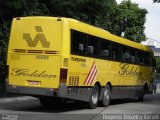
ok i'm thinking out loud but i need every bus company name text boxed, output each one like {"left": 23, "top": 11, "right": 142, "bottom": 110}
{"left": 11, "top": 68, "right": 57, "bottom": 78}
{"left": 71, "top": 57, "right": 86, "bottom": 63}
{"left": 119, "top": 63, "right": 141, "bottom": 78}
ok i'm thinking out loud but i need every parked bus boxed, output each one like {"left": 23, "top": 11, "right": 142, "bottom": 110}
{"left": 6, "top": 17, "right": 155, "bottom": 109}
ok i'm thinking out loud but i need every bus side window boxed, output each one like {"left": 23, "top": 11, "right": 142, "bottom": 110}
{"left": 130, "top": 49, "right": 136, "bottom": 63}
{"left": 87, "top": 35, "right": 100, "bottom": 57}
{"left": 142, "top": 52, "right": 151, "bottom": 66}
{"left": 100, "top": 40, "right": 111, "bottom": 59}
{"left": 100, "top": 50, "right": 109, "bottom": 57}
{"left": 139, "top": 51, "right": 145, "bottom": 65}
{"left": 87, "top": 46, "right": 94, "bottom": 56}
{"left": 71, "top": 30, "right": 87, "bottom": 55}
{"left": 145, "top": 53, "right": 151, "bottom": 65}
{"left": 135, "top": 51, "right": 139, "bottom": 63}
{"left": 79, "top": 43, "right": 84, "bottom": 52}
{"left": 122, "top": 47, "right": 130, "bottom": 62}
{"left": 111, "top": 43, "right": 121, "bottom": 61}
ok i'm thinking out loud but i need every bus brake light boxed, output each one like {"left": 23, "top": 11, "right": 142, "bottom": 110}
{"left": 60, "top": 69, "right": 68, "bottom": 84}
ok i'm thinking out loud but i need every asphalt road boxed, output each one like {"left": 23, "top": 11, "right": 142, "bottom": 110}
{"left": 0, "top": 91, "right": 160, "bottom": 120}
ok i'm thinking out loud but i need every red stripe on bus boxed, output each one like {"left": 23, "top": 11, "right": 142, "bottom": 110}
{"left": 86, "top": 65, "right": 96, "bottom": 85}
{"left": 89, "top": 70, "right": 97, "bottom": 85}
{"left": 84, "top": 62, "right": 95, "bottom": 85}
{"left": 84, "top": 61, "right": 97, "bottom": 85}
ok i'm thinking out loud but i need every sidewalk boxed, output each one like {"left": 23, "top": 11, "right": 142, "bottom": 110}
{"left": 156, "top": 88, "right": 160, "bottom": 93}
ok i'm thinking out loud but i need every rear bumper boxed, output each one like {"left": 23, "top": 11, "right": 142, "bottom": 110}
{"left": 7, "top": 85, "right": 56, "bottom": 96}
{"left": 6, "top": 84, "right": 92, "bottom": 102}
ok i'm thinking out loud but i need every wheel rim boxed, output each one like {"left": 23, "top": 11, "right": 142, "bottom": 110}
{"left": 92, "top": 88, "right": 98, "bottom": 104}
{"left": 104, "top": 89, "right": 110, "bottom": 102}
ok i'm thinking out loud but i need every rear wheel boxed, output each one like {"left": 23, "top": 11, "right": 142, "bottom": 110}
{"left": 88, "top": 85, "right": 99, "bottom": 109}
{"left": 100, "top": 85, "right": 111, "bottom": 107}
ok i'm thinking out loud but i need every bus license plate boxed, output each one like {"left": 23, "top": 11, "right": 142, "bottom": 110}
{"left": 27, "top": 80, "right": 41, "bottom": 86}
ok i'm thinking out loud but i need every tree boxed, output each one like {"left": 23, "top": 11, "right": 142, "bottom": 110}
{"left": 95, "top": 0, "right": 118, "bottom": 30}
{"left": 0, "top": 0, "right": 50, "bottom": 23}
{"left": 153, "top": 0, "right": 160, "bottom": 3}
{"left": 111, "top": 0, "right": 147, "bottom": 42}
{"left": 0, "top": 21, "right": 11, "bottom": 91}
{"left": 48, "top": 0, "right": 115, "bottom": 25}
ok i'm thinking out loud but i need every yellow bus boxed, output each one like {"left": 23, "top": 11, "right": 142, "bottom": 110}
{"left": 6, "top": 17, "right": 155, "bottom": 109}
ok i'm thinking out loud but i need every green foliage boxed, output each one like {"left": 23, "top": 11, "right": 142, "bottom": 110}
{"left": 22, "top": 0, "right": 50, "bottom": 16}
{"left": 153, "top": 0, "right": 160, "bottom": 3}
{"left": 0, "top": 0, "right": 50, "bottom": 20}
{"left": 0, "top": 21, "right": 10, "bottom": 88}
{"left": 112, "top": 0, "right": 147, "bottom": 42}
{"left": 48, "top": 0, "right": 113, "bottom": 25}
{"left": 0, "top": 22, "right": 10, "bottom": 68}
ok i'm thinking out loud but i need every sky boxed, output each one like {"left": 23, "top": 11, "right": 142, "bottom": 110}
{"left": 116, "top": 0, "right": 160, "bottom": 42}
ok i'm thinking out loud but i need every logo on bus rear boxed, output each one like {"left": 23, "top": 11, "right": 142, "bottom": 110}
{"left": 23, "top": 26, "right": 50, "bottom": 48}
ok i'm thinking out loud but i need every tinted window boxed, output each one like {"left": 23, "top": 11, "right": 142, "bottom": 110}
{"left": 100, "top": 40, "right": 111, "bottom": 59}
{"left": 122, "top": 47, "right": 130, "bottom": 62}
{"left": 71, "top": 30, "right": 87, "bottom": 55}
{"left": 87, "top": 35, "right": 100, "bottom": 57}
{"left": 130, "top": 49, "right": 136, "bottom": 63}
{"left": 70, "top": 29, "right": 151, "bottom": 66}
{"left": 111, "top": 43, "right": 121, "bottom": 61}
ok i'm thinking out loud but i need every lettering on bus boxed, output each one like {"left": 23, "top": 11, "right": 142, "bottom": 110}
{"left": 119, "top": 63, "right": 142, "bottom": 78}
{"left": 71, "top": 57, "right": 86, "bottom": 63}
{"left": 11, "top": 68, "right": 57, "bottom": 78}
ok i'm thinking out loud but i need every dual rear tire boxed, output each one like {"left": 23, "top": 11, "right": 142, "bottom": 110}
{"left": 88, "top": 84, "right": 111, "bottom": 109}
{"left": 88, "top": 85, "right": 99, "bottom": 109}
{"left": 100, "top": 85, "right": 111, "bottom": 107}
{"left": 39, "top": 84, "right": 111, "bottom": 109}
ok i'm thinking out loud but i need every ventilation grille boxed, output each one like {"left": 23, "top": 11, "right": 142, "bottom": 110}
{"left": 13, "top": 49, "right": 59, "bottom": 54}
{"left": 14, "top": 49, "right": 26, "bottom": 53}
{"left": 68, "top": 76, "right": 79, "bottom": 94}
{"left": 28, "top": 50, "right": 43, "bottom": 53}
{"left": 69, "top": 76, "right": 79, "bottom": 86}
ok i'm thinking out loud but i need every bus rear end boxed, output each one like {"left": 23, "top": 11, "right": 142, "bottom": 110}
{"left": 6, "top": 17, "right": 66, "bottom": 97}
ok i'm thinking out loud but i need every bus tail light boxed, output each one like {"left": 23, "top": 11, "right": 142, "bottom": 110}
{"left": 60, "top": 69, "right": 68, "bottom": 85}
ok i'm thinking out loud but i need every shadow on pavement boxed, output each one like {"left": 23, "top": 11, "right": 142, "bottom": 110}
{"left": 0, "top": 97, "right": 143, "bottom": 113}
